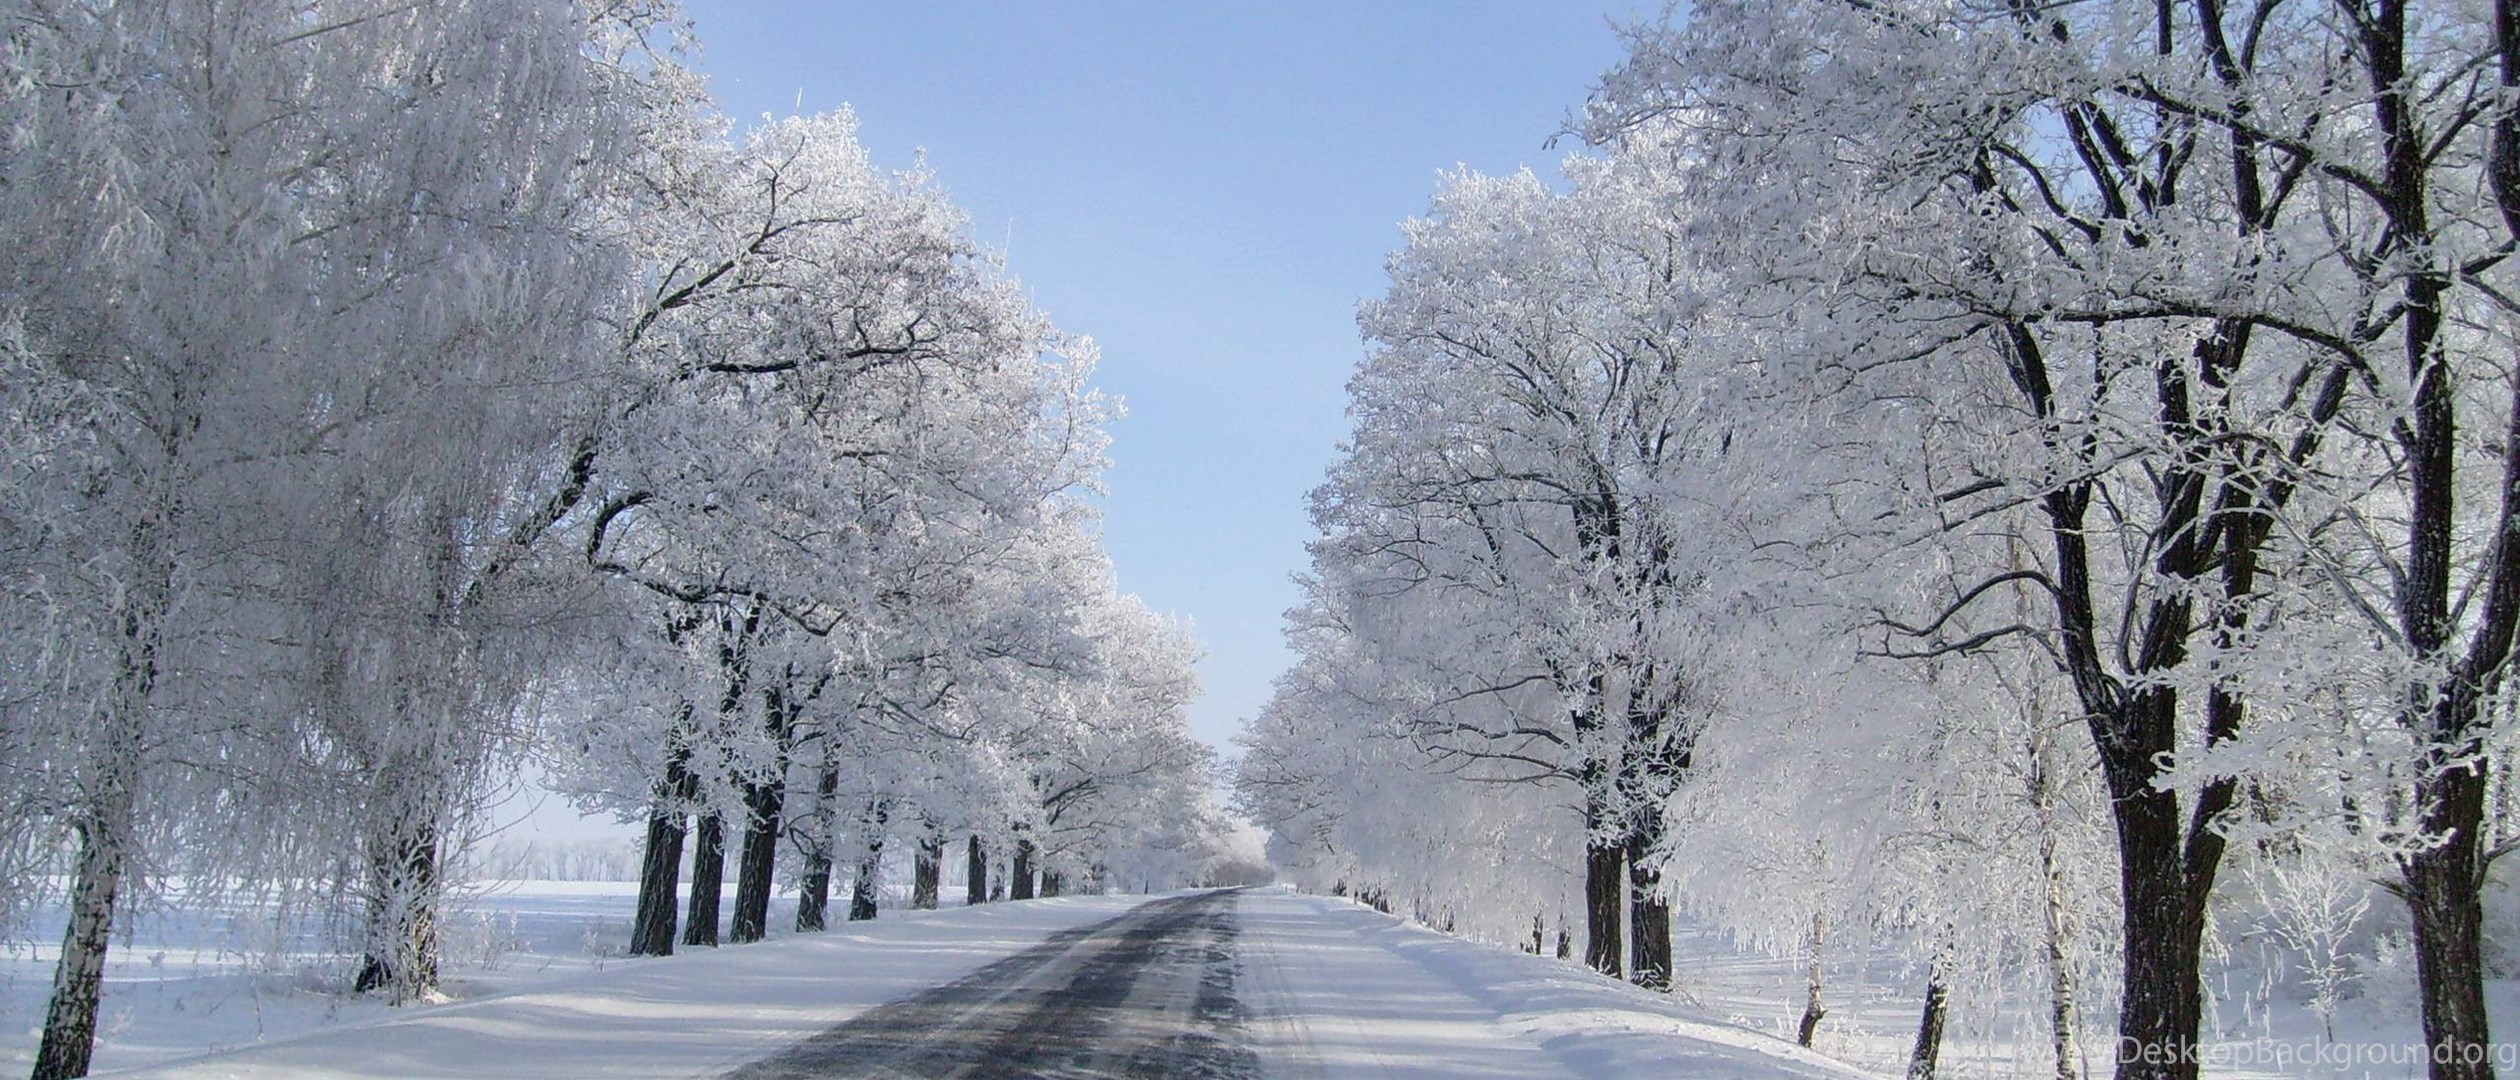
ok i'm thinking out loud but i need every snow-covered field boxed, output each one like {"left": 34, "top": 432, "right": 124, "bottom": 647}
{"left": 1260, "top": 895, "right": 2520, "bottom": 1080}
{"left": 6, "top": 885, "right": 1873, "bottom": 1080}
{"left": 1243, "top": 891, "right": 1869, "bottom": 1079}
{"left": 11, "top": 882, "right": 2508, "bottom": 1078}
{"left": 1, "top": 880, "right": 806, "bottom": 1077}
{"left": 92, "top": 892, "right": 1155, "bottom": 1079}
{"left": 1631, "top": 918, "right": 2520, "bottom": 1080}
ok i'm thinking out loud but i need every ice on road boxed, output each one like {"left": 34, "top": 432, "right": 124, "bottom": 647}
{"left": 110, "top": 888, "right": 1871, "bottom": 1080}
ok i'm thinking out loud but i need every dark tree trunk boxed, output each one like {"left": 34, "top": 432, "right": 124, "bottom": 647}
{"left": 681, "top": 606, "right": 756, "bottom": 950}
{"left": 730, "top": 681, "right": 798, "bottom": 944}
{"left": 31, "top": 802, "right": 131, "bottom": 1080}
{"left": 1581, "top": 831, "right": 1623, "bottom": 978}
{"left": 729, "top": 792, "right": 781, "bottom": 943}
{"left": 848, "top": 832, "right": 884, "bottom": 922}
{"left": 683, "top": 813, "right": 724, "bottom": 947}
{"left": 912, "top": 835, "right": 941, "bottom": 909}
{"left": 795, "top": 860, "right": 831, "bottom": 933}
{"left": 2375, "top": 5, "right": 2520, "bottom": 1076}
{"left": 1615, "top": 644, "right": 1692, "bottom": 994}
{"left": 2407, "top": 761, "right": 2495, "bottom": 1080}
{"left": 354, "top": 821, "right": 441, "bottom": 1002}
{"left": 632, "top": 618, "right": 703, "bottom": 957}
{"left": 795, "top": 761, "right": 840, "bottom": 933}
{"left": 35, "top": 503, "right": 165, "bottom": 1080}
{"left": 1040, "top": 870, "right": 1063, "bottom": 897}
{"left": 2092, "top": 681, "right": 2224, "bottom": 1080}
{"left": 966, "top": 835, "right": 989, "bottom": 905}
{"left": 1626, "top": 822, "right": 1671, "bottom": 990}
{"left": 631, "top": 709, "right": 697, "bottom": 956}
{"left": 1011, "top": 838, "right": 1037, "bottom": 900}
{"left": 630, "top": 806, "right": 686, "bottom": 956}
{"left": 2100, "top": 745, "right": 2211, "bottom": 1080}
{"left": 1977, "top": 199, "right": 2272, "bottom": 1079}
{"left": 1573, "top": 676, "right": 1626, "bottom": 980}
{"left": 2384, "top": 26, "right": 2520, "bottom": 1057}
{"left": 846, "top": 801, "right": 888, "bottom": 921}
{"left": 1907, "top": 966, "right": 1949, "bottom": 1080}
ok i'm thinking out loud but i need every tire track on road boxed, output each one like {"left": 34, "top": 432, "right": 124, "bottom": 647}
{"left": 724, "top": 890, "right": 1253, "bottom": 1080}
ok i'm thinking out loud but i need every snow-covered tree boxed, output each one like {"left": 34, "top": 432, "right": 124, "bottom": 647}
{"left": 1, "top": 5, "right": 1199, "bottom": 1076}
{"left": 1253, "top": 7, "right": 2520, "bottom": 1080}
{"left": 1581, "top": 3, "right": 2462, "bottom": 1074}
{"left": 0, "top": 0, "right": 644, "bottom": 1066}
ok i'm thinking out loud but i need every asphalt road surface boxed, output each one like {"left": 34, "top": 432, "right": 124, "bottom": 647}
{"left": 724, "top": 889, "right": 1255, "bottom": 1080}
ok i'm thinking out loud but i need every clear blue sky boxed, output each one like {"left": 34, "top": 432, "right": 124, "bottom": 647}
{"left": 683, "top": 1, "right": 1651, "bottom": 755}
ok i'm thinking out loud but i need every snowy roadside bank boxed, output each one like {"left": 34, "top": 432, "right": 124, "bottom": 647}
{"left": 39, "top": 886, "right": 1886, "bottom": 1080}
{"left": 1260, "top": 888, "right": 2520, "bottom": 1080}
{"left": 30, "top": 881, "right": 2504, "bottom": 1079}
{"left": 59, "top": 892, "right": 1145, "bottom": 1080}
{"left": 1239, "top": 889, "right": 1874, "bottom": 1080}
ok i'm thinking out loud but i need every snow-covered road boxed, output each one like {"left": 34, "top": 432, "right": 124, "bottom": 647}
{"left": 107, "top": 889, "right": 1871, "bottom": 1080}
{"left": 727, "top": 890, "right": 1250, "bottom": 1079}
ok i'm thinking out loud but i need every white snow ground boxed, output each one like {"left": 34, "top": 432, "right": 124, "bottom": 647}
{"left": 91, "top": 893, "right": 1142, "bottom": 1079}
{"left": 2, "top": 880, "right": 694, "bottom": 1076}
{"left": 12, "top": 886, "right": 1868, "bottom": 1079}
{"left": 1242, "top": 890, "right": 1869, "bottom": 1079}
{"left": 13, "top": 883, "right": 2498, "bottom": 1078}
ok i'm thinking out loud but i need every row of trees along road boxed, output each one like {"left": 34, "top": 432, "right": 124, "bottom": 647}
{"left": 1237, "top": 3, "right": 2520, "bottom": 1080}
{"left": 0, "top": 5, "right": 1226, "bottom": 1080}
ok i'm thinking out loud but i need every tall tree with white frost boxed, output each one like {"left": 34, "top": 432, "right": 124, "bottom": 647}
{"left": 1, "top": 3, "right": 1207, "bottom": 1075}
{"left": 1586, "top": 4, "right": 2425, "bottom": 1074}
{"left": 0, "top": 0, "right": 635, "bottom": 1065}
{"left": 1295, "top": 148, "right": 1763, "bottom": 983}
{"left": 1245, "top": 7, "right": 2520, "bottom": 1080}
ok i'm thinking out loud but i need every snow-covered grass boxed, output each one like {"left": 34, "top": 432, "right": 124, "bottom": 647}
{"left": 16, "top": 885, "right": 1148, "bottom": 1080}
{"left": 18, "top": 881, "right": 2500, "bottom": 1079}
{"left": 0, "top": 884, "right": 1863, "bottom": 1080}
{"left": 1243, "top": 888, "right": 1874, "bottom": 1079}
{"left": 1381, "top": 904, "right": 2520, "bottom": 1080}
{"left": 2, "top": 880, "right": 899, "bottom": 1077}
{"left": 18, "top": 886, "right": 1883, "bottom": 1080}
